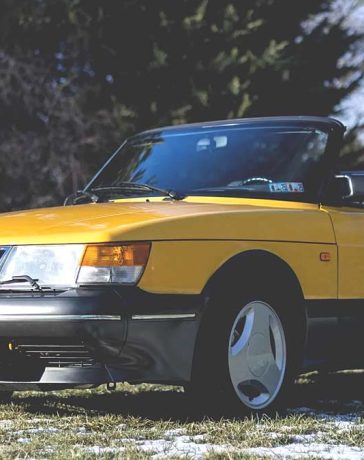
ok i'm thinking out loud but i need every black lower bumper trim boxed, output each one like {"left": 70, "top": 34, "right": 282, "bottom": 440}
{"left": 0, "top": 287, "right": 203, "bottom": 388}
{"left": 0, "top": 366, "right": 128, "bottom": 391}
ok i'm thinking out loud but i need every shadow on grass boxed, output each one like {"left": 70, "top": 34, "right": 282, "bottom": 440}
{"left": 10, "top": 370, "right": 364, "bottom": 421}
{"left": 293, "top": 370, "right": 364, "bottom": 408}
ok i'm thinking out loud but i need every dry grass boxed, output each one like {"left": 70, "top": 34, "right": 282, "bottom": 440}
{"left": 0, "top": 371, "right": 363, "bottom": 458}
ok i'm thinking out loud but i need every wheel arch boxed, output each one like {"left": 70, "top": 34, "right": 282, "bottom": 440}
{"left": 204, "top": 249, "right": 303, "bottom": 300}
{"left": 198, "top": 249, "right": 307, "bottom": 351}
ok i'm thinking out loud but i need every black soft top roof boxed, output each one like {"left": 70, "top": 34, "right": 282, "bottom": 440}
{"left": 135, "top": 116, "right": 345, "bottom": 138}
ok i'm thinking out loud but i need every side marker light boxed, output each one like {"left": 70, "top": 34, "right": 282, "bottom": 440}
{"left": 320, "top": 252, "right": 331, "bottom": 262}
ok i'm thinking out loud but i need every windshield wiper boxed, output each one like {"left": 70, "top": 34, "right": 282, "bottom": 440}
{"left": 64, "top": 183, "right": 185, "bottom": 205}
{"left": 64, "top": 190, "right": 100, "bottom": 206}
{"left": 0, "top": 275, "right": 52, "bottom": 292}
{"left": 90, "top": 183, "right": 185, "bottom": 201}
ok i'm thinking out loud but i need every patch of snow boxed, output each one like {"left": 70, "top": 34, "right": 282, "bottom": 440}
{"left": 0, "top": 420, "right": 13, "bottom": 428}
{"left": 14, "top": 427, "right": 59, "bottom": 435}
{"left": 85, "top": 446, "right": 122, "bottom": 454}
{"left": 245, "top": 443, "right": 364, "bottom": 459}
{"left": 83, "top": 435, "right": 232, "bottom": 459}
{"left": 289, "top": 406, "right": 364, "bottom": 434}
{"left": 266, "top": 432, "right": 280, "bottom": 439}
{"left": 27, "top": 418, "right": 53, "bottom": 423}
{"left": 290, "top": 433, "right": 324, "bottom": 443}
{"left": 132, "top": 435, "right": 232, "bottom": 459}
{"left": 164, "top": 428, "right": 185, "bottom": 436}
{"left": 17, "top": 438, "right": 30, "bottom": 444}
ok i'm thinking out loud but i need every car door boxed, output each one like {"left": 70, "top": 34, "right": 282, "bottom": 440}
{"left": 326, "top": 201, "right": 364, "bottom": 299}
{"left": 322, "top": 171, "right": 364, "bottom": 367}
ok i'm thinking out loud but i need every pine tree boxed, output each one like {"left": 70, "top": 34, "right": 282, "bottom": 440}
{"left": 0, "top": 0, "right": 362, "bottom": 210}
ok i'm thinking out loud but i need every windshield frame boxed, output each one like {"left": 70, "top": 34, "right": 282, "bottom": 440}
{"left": 84, "top": 117, "right": 346, "bottom": 205}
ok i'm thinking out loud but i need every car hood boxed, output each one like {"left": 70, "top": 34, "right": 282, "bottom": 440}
{"left": 0, "top": 198, "right": 335, "bottom": 245}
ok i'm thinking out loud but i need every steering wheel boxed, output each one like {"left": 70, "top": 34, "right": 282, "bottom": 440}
{"left": 241, "top": 177, "right": 273, "bottom": 186}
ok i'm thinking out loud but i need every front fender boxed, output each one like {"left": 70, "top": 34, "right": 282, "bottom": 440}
{"left": 139, "top": 240, "right": 337, "bottom": 299}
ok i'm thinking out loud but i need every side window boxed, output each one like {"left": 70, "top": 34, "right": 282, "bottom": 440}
{"left": 327, "top": 133, "right": 364, "bottom": 207}
{"left": 328, "top": 171, "right": 364, "bottom": 208}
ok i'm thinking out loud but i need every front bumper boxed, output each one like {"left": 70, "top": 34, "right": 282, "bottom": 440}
{"left": 0, "top": 287, "right": 201, "bottom": 390}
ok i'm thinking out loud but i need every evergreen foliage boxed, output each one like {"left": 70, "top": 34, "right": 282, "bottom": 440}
{"left": 0, "top": 0, "right": 362, "bottom": 210}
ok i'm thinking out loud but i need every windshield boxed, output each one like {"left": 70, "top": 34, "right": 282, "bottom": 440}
{"left": 88, "top": 126, "right": 330, "bottom": 202}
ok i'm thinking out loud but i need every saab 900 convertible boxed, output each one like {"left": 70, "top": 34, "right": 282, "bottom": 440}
{"left": 0, "top": 115, "right": 361, "bottom": 413}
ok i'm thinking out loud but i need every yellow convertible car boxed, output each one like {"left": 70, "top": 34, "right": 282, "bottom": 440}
{"left": 0, "top": 116, "right": 360, "bottom": 412}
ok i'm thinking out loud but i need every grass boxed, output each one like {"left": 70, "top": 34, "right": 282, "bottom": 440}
{"left": 0, "top": 372, "right": 363, "bottom": 458}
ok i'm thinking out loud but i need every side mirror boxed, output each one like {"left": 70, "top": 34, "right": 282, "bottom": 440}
{"left": 331, "top": 172, "right": 364, "bottom": 203}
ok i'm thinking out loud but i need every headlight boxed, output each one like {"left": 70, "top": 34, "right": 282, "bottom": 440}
{"left": 0, "top": 243, "right": 150, "bottom": 287}
{"left": 0, "top": 245, "right": 85, "bottom": 286}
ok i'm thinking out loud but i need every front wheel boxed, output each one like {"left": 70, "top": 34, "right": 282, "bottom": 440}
{"left": 228, "top": 300, "right": 286, "bottom": 410}
{"left": 190, "top": 288, "right": 302, "bottom": 414}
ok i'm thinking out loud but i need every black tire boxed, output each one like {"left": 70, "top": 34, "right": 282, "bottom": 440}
{"left": 189, "top": 280, "right": 304, "bottom": 415}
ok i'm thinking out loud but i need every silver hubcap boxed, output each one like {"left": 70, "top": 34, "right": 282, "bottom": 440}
{"left": 228, "top": 301, "right": 286, "bottom": 409}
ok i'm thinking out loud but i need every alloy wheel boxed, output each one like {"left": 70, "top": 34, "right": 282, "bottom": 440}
{"left": 228, "top": 300, "right": 287, "bottom": 409}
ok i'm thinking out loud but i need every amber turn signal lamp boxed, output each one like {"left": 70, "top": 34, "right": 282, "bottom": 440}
{"left": 81, "top": 243, "right": 151, "bottom": 267}
{"left": 320, "top": 252, "right": 331, "bottom": 262}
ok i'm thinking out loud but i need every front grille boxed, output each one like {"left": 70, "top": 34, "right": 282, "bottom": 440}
{"left": 15, "top": 343, "right": 96, "bottom": 368}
